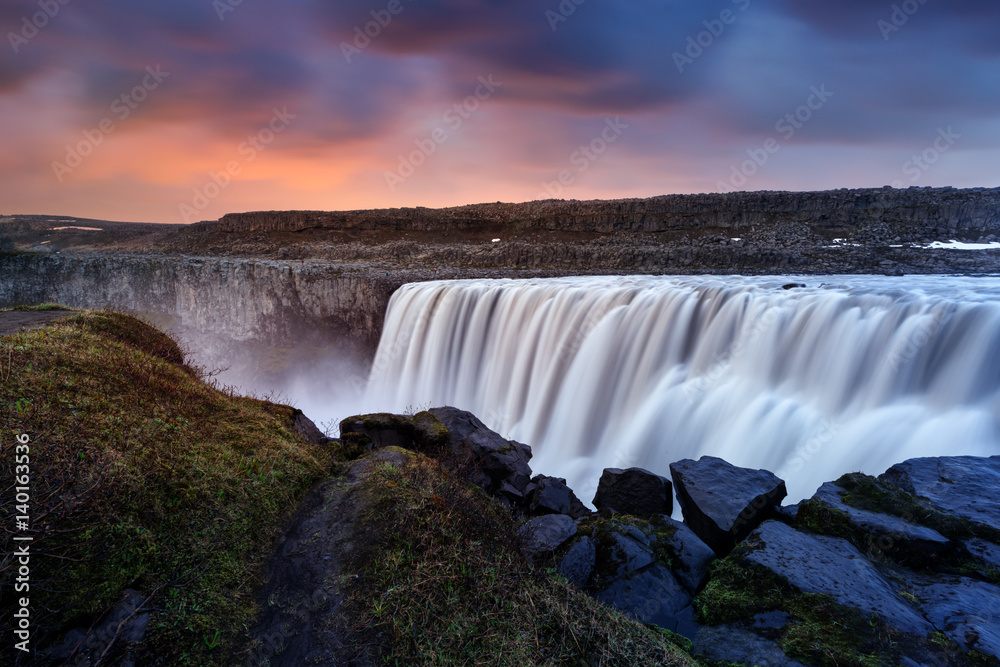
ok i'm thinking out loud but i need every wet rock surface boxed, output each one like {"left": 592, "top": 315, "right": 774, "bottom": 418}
{"left": 670, "top": 456, "right": 787, "bottom": 555}
{"left": 592, "top": 467, "right": 672, "bottom": 517}
{"left": 880, "top": 456, "right": 1000, "bottom": 533}
{"left": 595, "top": 565, "right": 692, "bottom": 627}
{"left": 519, "top": 514, "right": 578, "bottom": 557}
{"left": 810, "top": 481, "right": 951, "bottom": 556}
{"left": 527, "top": 474, "right": 589, "bottom": 518}
{"left": 693, "top": 624, "right": 808, "bottom": 667}
{"left": 657, "top": 516, "right": 716, "bottom": 595}
{"left": 744, "top": 520, "right": 934, "bottom": 635}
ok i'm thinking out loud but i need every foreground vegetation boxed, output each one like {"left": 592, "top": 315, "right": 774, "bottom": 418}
{"left": 1, "top": 310, "right": 330, "bottom": 664}
{"left": 346, "top": 452, "right": 695, "bottom": 666}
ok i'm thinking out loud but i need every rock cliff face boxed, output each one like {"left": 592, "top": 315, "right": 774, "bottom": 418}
{"left": 0, "top": 254, "right": 403, "bottom": 395}
{"left": 218, "top": 187, "right": 1000, "bottom": 237}
{"left": 0, "top": 254, "right": 393, "bottom": 350}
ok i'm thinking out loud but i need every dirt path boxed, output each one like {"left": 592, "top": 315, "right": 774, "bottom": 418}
{"left": 246, "top": 453, "right": 407, "bottom": 666}
{"left": 0, "top": 309, "right": 73, "bottom": 335}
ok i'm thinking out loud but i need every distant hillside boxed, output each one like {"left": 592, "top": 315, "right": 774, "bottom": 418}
{"left": 217, "top": 187, "right": 1000, "bottom": 238}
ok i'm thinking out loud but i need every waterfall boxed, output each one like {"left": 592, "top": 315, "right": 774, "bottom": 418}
{"left": 364, "top": 275, "right": 1000, "bottom": 506}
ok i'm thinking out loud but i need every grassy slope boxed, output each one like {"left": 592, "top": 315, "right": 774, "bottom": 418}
{"left": 0, "top": 310, "right": 330, "bottom": 665}
{"left": 347, "top": 453, "right": 696, "bottom": 666}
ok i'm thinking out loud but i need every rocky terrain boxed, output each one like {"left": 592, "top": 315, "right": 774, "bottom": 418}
{"left": 340, "top": 407, "right": 1000, "bottom": 666}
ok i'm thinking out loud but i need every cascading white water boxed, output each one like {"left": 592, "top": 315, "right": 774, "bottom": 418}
{"left": 364, "top": 275, "right": 1000, "bottom": 506}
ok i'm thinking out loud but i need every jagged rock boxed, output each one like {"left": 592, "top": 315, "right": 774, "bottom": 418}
{"left": 670, "top": 456, "right": 787, "bottom": 555}
{"left": 558, "top": 536, "right": 596, "bottom": 587}
{"left": 427, "top": 407, "right": 533, "bottom": 497}
{"left": 744, "top": 521, "right": 932, "bottom": 635}
{"left": 592, "top": 467, "right": 672, "bottom": 517}
{"left": 658, "top": 516, "right": 715, "bottom": 595}
{"left": 964, "top": 538, "right": 1000, "bottom": 570}
{"left": 693, "top": 624, "right": 806, "bottom": 667}
{"left": 599, "top": 531, "right": 655, "bottom": 580}
{"left": 810, "top": 481, "right": 950, "bottom": 557}
{"left": 595, "top": 565, "right": 692, "bottom": 627}
{"left": 291, "top": 410, "right": 328, "bottom": 445}
{"left": 528, "top": 475, "right": 589, "bottom": 518}
{"left": 618, "top": 524, "right": 650, "bottom": 548}
{"left": 906, "top": 573, "right": 1000, "bottom": 659}
{"left": 519, "top": 514, "right": 577, "bottom": 558}
{"left": 880, "top": 456, "right": 1000, "bottom": 533}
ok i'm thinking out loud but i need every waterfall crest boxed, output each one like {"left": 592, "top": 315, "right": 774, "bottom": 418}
{"left": 365, "top": 275, "right": 1000, "bottom": 504}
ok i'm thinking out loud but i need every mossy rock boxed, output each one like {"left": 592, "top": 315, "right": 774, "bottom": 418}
{"left": 410, "top": 410, "right": 450, "bottom": 450}
{"left": 339, "top": 411, "right": 450, "bottom": 454}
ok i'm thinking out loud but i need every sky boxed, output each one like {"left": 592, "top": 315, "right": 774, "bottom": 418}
{"left": 1, "top": 0, "right": 998, "bottom": 223}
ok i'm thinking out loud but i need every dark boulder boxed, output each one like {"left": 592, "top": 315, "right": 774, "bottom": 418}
{"left": 558, "top": 536, "right": 596, "bottom": 587}
{"left": 670, "top": 456, "right": 787, "bottom": 555}
{"left": 592, "top": 467, "right": 672, "bottom": 517}
{"left": 880, "top": 456, "right": 1000, "bottom": 533}
{"left": 291, "top": 410, "right": 328, "bottom": 445}
{"left": 519, "top": 514, "right": 577, "bottom": 559}
{"left": 528, "top": 475, "right": 590, "bottom": 518}
{"left": 429, "top": 406, "right": 534, "bottom": 497}
{"left": 595, "top": 565, "right": 692, "bottom": 628}
{"left": 744, "top": 521, "right": 932, "bottom": 636}
{"left": 340, "top": 412, "right": 415, "bottom": 450}
{"left": 657, "top": 516, "right": 715, "bottom": 595}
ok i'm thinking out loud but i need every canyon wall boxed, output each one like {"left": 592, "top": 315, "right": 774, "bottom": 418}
{"left": 0, "top": 254, "right": 404, "bottom": 406}
{"left": 0, "top": 254, "right": 394, "bottom": 350}
{"left": 217, "top": 187, "right": 1000, "bottom": 236}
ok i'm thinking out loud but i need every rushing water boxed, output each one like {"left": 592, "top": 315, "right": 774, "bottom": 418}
{"left": 364, "top": 275, "right": 1000, "bottom": 505}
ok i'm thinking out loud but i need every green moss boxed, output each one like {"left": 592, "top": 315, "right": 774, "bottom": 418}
{"left": 337, "top": 432, "right": 373, "bottom": 460}
{"left": 694, "top": 548, "right": 785, "bottom": 625}
{"left": 0, "top": 310, "right": 330, "bottom": 665}
{"left": 339, "top": 410, "right": 451, "bottom": 455}
{"left": 836, "top": 472, "right": 1000, "bottom": 545}
{"left": 693, "top": 546, "right": 991, "bottom": 667}
{"left": 410, "top": 410, "right": 450, "bottom": 449}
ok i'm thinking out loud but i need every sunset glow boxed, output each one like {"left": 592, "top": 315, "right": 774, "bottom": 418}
{"left": 2, "top": 0, "right": 998, "bottom": 223}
